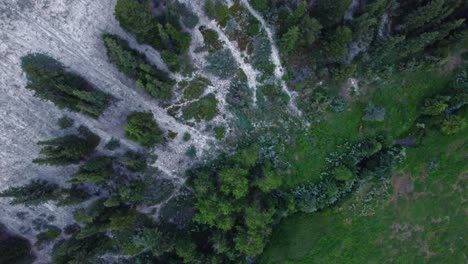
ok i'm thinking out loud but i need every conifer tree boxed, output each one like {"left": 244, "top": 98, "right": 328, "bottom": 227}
{"left": 70, "top": 156, "right": 114, "bottom": 183}
{"left": 0, "top": 180, "right": 61, "bottom": 206}
{"left": 21, "top": 53, "right": 111, "bottom": 118}
{"left": 124, "top": 112, "right": 164, "bottom": 148}
{"left": 33, "top": 134, "right": 99, "bottom": 166}
{"left": 103, "top": 34, "right": 175, "bottom": 100}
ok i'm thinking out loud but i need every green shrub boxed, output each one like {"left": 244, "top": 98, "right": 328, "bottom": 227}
{"left": 333, "top": 165, "right": 353, "bottom": 181}
{"left": 168, "top": 130, "right": 178, "bottom": 139}
{"left": 183, "top": 77, "right": 210, "bottom": 100}
{"left": 213, "top": 126, "right": 226, "bottom": 139}
{"left": 105, "top": 138, "right": 120, "bottom": 150}
{"left": 441, "top": 115, "right": 466, "bottom": 135}
{"left": 185, "top": 145, "right": 197, "bottom": 159}
{"left": 205, "top": 49, "right": 237, "bottom": 79}
{"left": 199, "top": 26, "right": 223, "bottom": 52}
{"left": 161, "top": 50, "right": 182, "bottom": 72}
{"left": 323, "top": 26, "right": 353, "bottom": 61}
{"left": 120, "top": 151, "right": 147, "bottom": 172}
{"left": 420, "top": 95, "right": 450, "bottom": 116}
{"left": 182, "top": 94, "right": 218, "bottom": 122}
{"left": 36, "top": 226, "right": 61, "bottom": 242}
{"left": 57, "top": 116, "right": 73, "bottom": 129}
{"left": 125, "top": 111, "right": 164, "bottom": 147}
{"left": 183, "top": 132, "right": 191, "bottom": 142}
{"left": 21, "top": 54, "right": 111, "bottom": 118}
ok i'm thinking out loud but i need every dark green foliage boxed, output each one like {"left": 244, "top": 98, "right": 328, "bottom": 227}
{"left": 250, "top": 0, "right": 269, "bottom": 13}
{"left": 0, "top": 180, "right": 61, "bottom": 206}
{"left": 183, "top": 132, "right": 191, "bottom": 142}
{"left": 57, "top": 185, "right": 91, "bottom": 207}
{"left": 21, "top": 53, "right": 110, "bottom": 118}
{"left": 199, "top": 26, "right": 223, "bottom": 52}
{"left": 213, "top": 126, "right": 226, "bottom": 139}
{"left": 105, "top": 138, "right": 120, "bottom": 150}
{"left": 70, "top": 156, "right": 114, "bottom": 183}
{"left": 182, "top": 94, "right": 218, "bottom": 122}
{"left": 103, "top": 34, "right": 175, "bottom": 99}
{"left": 185, "top": 145, "right": 197, "bottom": 158}
{"left": 333, "top": 165, "right": 353, "bottom": 181}
{"left": 114, "top": 0, "right": 192, "bottom": 72}
{"left": 120, "top": 151, "right": 147, "bottom": 172}
{"left": 168, "top": 130, "right": 178, "bottom": 139}
{"left": 313, "top": 0, "right": 352, "bottom": 28}
{"left": 52, "top": 234, "right": 110, "bottom": 264}
{"left": 114, "top": 0, "right": 161, "bottom": 49}
{"left": 323, "top": 26, "right": 353, "bottom": 61}
{"left": 36, "top": 226, "right": 61, "bottom": 242}
{"left": 188, "top": 145, "right": 285, "bottom": 259}
{"left": 33, "top": 132, "right": 99, "bottom": 166}
{"left": 421, "top": 95, "right": 450, "bottom": 116}
{"left": 441, "top": 115, "right": 466, "bottom": 135}
{"left": 0, "top": 224, "right": 35, "bottom": 264}
{"left": 161, "top": 50, "right": 182, "bottom": 72}
{"left": 183, "top": 76, "right": 211, "bottom": 100}
{"left": 280, "top": 26, "right": 300, "bottom": 54}
{"left": 57, "top": 116, "right": 73, "bottom": 129}
{"left": 204, "top": 0, "right": 231, "bottom": 27}
{"left": 124, "top": 111, "right": 164, "bottom": 147}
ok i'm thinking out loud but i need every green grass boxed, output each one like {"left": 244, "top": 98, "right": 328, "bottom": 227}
{"left": 261, "top": 127, "right": 467, "bottom": 263}
{"left": 279, "top": 66, "right": 453, "bottom": 188}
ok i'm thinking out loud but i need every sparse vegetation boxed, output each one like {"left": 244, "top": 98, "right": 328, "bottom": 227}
{"left": 182, "top": 93, "right": 218, "bottom": 122}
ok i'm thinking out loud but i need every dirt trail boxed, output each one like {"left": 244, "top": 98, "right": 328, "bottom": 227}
{"left": 182, "top": 0, "right": 261, "bottom": 104}
{"left": 240, "top": 0, "right": 301, "bottom": 114}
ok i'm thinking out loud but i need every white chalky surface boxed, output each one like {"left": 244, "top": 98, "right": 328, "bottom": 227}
{"left": 0, "top": 0, "right": 298, "bottom": 262}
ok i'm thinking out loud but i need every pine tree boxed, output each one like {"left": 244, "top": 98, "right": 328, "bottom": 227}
{"left": 21, "top": 54, "right": 111, "bottom": 118}
{"left": 323, "top": 26, "right": 353, "bottom": 61}
{"left": 103, "top": 34, "right": 175, "bottom": 99}
{"left": 33, "top": 133, "right": 99, "bottom": 166}
{"left": 0, "top": 180, "right": 62, "bottom": 206}
{"left": 281, "top": 26, "right": 300, "bottom": 54}
{"left": 70, "top": 156, "right": 114, "bottom": 183}
{"left": 124, "top": 111, "right": 164, "bottom": 148}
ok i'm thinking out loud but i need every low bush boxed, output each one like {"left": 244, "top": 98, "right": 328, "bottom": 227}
{"left": 182, "top": 94, "right": 218, "bottom": 122}
{"left": 124, "top": 111, "right": 164, "bottom": 148}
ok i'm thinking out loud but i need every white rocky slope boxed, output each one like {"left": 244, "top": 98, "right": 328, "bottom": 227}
{"left": 0, "top": 0, "right": 215, "bottom": 262}
{"left": 0, "top": 0, "right": 299, "bottom": 262}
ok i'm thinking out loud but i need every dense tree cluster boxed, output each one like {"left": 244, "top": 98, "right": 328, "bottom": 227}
{"left": 21, "top": 53, "right": 111, "bottom": 118}
{"left": 254, "top": 0, "right": 467, "bottom": 79}
{"left": 103, "top": 34, "right": 175, "bottom": 100}
{"left": 114, "top": 0, "right": 193, "bottom": 72}
{"left": 124, "top": 111, "right": 164, "bottom": 148}
{"left": 417, "top": 70, "right": 468, "bottom": 135}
